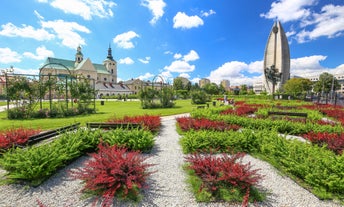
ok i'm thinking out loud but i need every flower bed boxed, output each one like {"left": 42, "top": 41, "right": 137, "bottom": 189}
{"left": 185, "top": 152, "right": 264, "bottom": 206}
{"left": 71, "top": 142, "right": 154, "bottom": 206}
{"left": 107, "top": 114, "right": 161, "bottom": 133}
{"left": 176, "top": 117, "right": 240, "bottom": 132}
{"left": 0, "top": 127, "right": 41, "bottom": 152}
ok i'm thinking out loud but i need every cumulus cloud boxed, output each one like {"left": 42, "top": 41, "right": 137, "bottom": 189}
{"left": 164, "top": 50, "right": 199, "bottom": 73}
{"left": 137, "top": 72, "right": 154, "bottom": 80}
{"left": 201, "top": 9, "right": 216, "bottom": 17}
{"left": 41, "top": 0, "right": 116, "bottom": 20}
{"left": 173, "top": 12, "right": 204, "bottom": 29}
{"left": 138, "top": 56, "right": 151, "bottom": 64}
{"left": 164, "top": 60, "right": 195, "bottom": 73}
{"left": 118, "top": 57, "right": 134, "bottom": 64}
{"left": 296, "top": 5, "right": 344, "bottom": 42}
{"left": 23, "top": 46, "right": 54, "bottom": 60}
{"left": 262, "top": 1, "right": 344, "bottom": 43}
{"left": 141, "top": 0, "right": 166, "bottom": 25}
{"left": 113, "top": 31, "right": 140, "bottom": 49}
{"left": 41, "top": 20, "right": 90, "bottom": 49}
{"left": 0, "top": 23, "right": 55, "bottom": 41}
{"left": 0, "top": 48, "right": 21, "bottom": 64}
{"left": 179, "top": 73, "right": 190, "bottom": 79}
{"left": 260, "top": 0, "right": 317, "bottom": 23}
{"left": 183, "top": 50, "right": 199, "bottom": 62}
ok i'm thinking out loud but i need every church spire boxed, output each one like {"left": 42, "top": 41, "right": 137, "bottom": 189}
{"left": 107, "top": 43, "right": 114, "bottom": 61}
{"left": 75, "top": 45, "right": 83, "bottom": 63}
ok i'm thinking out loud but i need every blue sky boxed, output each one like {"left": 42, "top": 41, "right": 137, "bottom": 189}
{"left": 0, "top": 0, "right": 343, "bottom": 86}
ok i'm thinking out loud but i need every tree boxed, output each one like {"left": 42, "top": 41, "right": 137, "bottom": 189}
{"left": 173, "top": 78, "right": 184, "bottom": 90}
{"left": 203, "top": 83, "right": 219, "bottom": 95}
{"left": 283, "top": 78, "right": 312, "bottom": 98}
{"left": 239, "top": 84, "right": 248, "bottom": 95}
{"left": 313, "top": 72, "right": 340, "bottom": 94}
{"left": 191, "top": 90, "right": 210, "bottom": 104}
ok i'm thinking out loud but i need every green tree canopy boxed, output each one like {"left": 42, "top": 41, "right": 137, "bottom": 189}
{"left": 202, "top": 83, "right": 219, "bottom": 95}
{"left": 283, "top": 78, "right": 312, "bottom": 98}
{"left": 313, "top": 72, "right": 340, "bottom": 94}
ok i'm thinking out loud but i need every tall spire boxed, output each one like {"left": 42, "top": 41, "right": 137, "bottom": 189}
{"left": 107, "top": 43, "right": 114, "bottom": 61}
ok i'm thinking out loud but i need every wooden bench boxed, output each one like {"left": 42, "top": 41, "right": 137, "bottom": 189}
{"left": 197, "top": 105, "right": 205, "bottom": 109}
{"left": 268, "top": 111, "right": 308, "bottom": 122}
{"left": 26, "top": 123, "right": 80, "bottom": 145}
{"left": 86, "top": 122, "right": 141, "bottom": 129}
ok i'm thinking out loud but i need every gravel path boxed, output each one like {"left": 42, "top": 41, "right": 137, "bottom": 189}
{"left": 0, "top": 114, "right": 342, "bottom": 207}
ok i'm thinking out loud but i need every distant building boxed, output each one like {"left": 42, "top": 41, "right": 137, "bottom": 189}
{"left": 220, "top": 79, "right": 230, "bottom": 91}
{"left": 253, "top": 82, "right": 265, "bottom": 94}
{"left": 302, "top": 73, "right": 344, "bottom": 94}
{"left": 0, "top": 76, "right": 5, "bottom": 96}
{"left": 199, "top": 78, "right": 210, "bottom": 88}
{"left": 40, "top": 46, "right": 133, "bottom": 97}
{"left": 263, "top": 21, "right": 290, "bottom": 94}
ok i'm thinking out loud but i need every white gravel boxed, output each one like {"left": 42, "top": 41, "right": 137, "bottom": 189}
{"left": 0, "top": 114, "right": 342, "bottom": 207}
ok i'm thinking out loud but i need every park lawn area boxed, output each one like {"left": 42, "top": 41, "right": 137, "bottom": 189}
{"left": 0, "top": 101, "right": 6, "bottom": 107}
{"left": 0, "top": 99, "right": 195, "bottom": 130}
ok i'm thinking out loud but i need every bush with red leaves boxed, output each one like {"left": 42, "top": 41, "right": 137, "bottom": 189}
{"left": 0, "top": 127, "right": 41, "bottom": 150}
{"left": 176, "top": 117, "right": 240, "bottom": 132}
{"left": 220, "top": 105, "right": 257, "bottom": 116}
{"left": 71, "top": 142, "right": 154, "bottom": 207}
{"left": 185, "top": 152, "right": 263, "bottom": 207}
{"left": 107, "top": 114, "right": 161, "bottom": 133}
{"left": 302, "top": 132, "right": 344, "bottom": 155}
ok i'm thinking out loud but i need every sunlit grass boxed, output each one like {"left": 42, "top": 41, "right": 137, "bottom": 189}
{"left": 0, "top": 100, "right": 195, "bottom": 130}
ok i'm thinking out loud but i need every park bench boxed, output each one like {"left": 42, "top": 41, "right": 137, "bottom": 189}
{"left": 268, "top": 111, "right": 308, "bottom": 123}
{"left": 26, "top": 123, "right": 80, "bottom": 145}
{"left": 86, "top": 122, "right": 141, "bottom": 130}
{"left": 197, "top": 105, "right": 205, "bottom": 109}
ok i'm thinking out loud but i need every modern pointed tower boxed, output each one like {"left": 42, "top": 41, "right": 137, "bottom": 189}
{"left": 263, "top": 21, "right": 290, "bottom": 94}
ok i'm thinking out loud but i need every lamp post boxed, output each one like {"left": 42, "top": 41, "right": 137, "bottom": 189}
{"left": 1, "top": 66, "right": 14, "bottom": 114}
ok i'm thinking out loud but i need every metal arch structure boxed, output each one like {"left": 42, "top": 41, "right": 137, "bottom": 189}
{"left": 39, "top": 62, "right": 73, "bottom": 76}
{"left": 151, "top": 75, "right": 165, "bottom": 89}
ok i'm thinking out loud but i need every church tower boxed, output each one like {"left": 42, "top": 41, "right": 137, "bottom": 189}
{"left": 263, "top": 21, "right": 290, "bottom": 94}
{"left": 103, "top": 44, "right": 117, "bottom": 83}
{"left": 75, "top": 45, "right": 83, "bottom": 66}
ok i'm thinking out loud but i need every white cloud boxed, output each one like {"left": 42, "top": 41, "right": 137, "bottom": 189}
{"left": 0, "top": 23, "right": 54, "bottom": 41}
{"left": 46, "top": 0, "right": 116, "bottom": 20}
{"left": 41, "top": 20, "right": 90, "bottom": 49}
{"left": 138, "top": 56, "right": 151, "bottom": 64}
{"left": 208, "top": 61, "right": 248, "bottom": 84}
{"left": 248, "top": 60, "right": 264, "bottom": 74}
{"left": 173, "top": 53, "right": 182, "bottom": 59}
{"left": 23, "top": 46, "right": 54, "bottom": 60}
{"left": 118, "top": 57, "right": 134, "bottom": 64}
{"left": 137, "top": 72, "right": 154, "bottom": 80}
{"left": 141, "top": 0, "right": 166, "bottom": 25}
{"left": 0, "top": 48, "right": 21, "bottom": 64}
{"left": 201, "top": 9, "right": 216, "bottom": 17}
{"left": 163, "top": 50, "right": 199, "bottom": 73}
{"left": 190, "top": 77, "right": 200, "bottom": 84}
{"left": 179, "top": 73, "right": 190, "bottom": 79}
{"left": 183, "top": 50, "right": 199, "bottom": 62}
{"left": 113, "top": 31, "right": 140, "bottom": 49}
{"left": 164, "top": 60, "right": 195, "bottom": 73}
{"left": 260, "top": 0, "right": 317, "bottom": 23}
{"left": 173, "top": 12, "right": 204, "bottom": 29}
{"left": 262, "top": 1, "right": 344, "bottom": 43}
{"left": 296, "top": 5, "right": 344, "bottom": 42}
{"left": 34, "top": 10, "right": 44, "bottom": 20}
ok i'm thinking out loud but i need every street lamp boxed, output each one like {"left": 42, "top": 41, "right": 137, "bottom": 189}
{"left": 1, "top": 66, "right": 14, "bottom": 113}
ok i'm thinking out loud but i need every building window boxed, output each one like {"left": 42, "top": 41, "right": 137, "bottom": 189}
{"left": 104, "top": 78, "right": 107, "bottom": 81}
{"left": 87, "top": 75, "right": 91, "bottom": 79}
{"left": 111, "top": 69, "right": 113, "bottom": 74}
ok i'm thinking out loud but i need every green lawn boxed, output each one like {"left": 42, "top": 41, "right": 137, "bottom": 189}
{"left": 0, "top": 100, "right": 195, "bottom": 130}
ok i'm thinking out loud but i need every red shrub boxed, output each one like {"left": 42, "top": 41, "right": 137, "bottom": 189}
{"left": 220, "top": 105, "right": 257, "bottom": 116}
{"left": 302, "top": 132, "right": 344, "bottom": 155}
{"left": 108, "top": 114, "right": 161, "bottom": 132}
{"left": 71, "top": 143, "right": 154, "bottom": 207}
{"left": 186, "top": 152, "right": 262, "bottom": 207}
{"left": 234, "top": 101, "right": 246, "bottom": 106}
{"left": 0, "top": 127, "right": 41, "bottom": 150}
{"left": 320, "top": 108, "right": 344, "bottom": 120}
{"left": 176, "top": 117, "right": 240, "bottom": 132}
